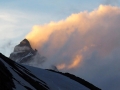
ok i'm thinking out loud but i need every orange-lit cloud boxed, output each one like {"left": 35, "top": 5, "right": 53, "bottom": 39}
{"left": 57, "top": 63, "right": 66, "bottom": 70}
{"left": 57, "top": 55, "right": 82, "bottom": 70}
{"left": 26, "top": 5, "right": 120, "bottom": 70}
{"left": 68, "top": 55, "right": 82, "bottom": 69}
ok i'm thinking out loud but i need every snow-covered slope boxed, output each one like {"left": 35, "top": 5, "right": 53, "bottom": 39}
{"left": 0, "top": 53, "right": 100, "bottom": 90}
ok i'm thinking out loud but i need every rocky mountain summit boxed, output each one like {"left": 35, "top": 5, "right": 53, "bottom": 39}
{"left": 5, "top": 39, "right": 101, "bottom": 90}
{"left": 9, "top": 39, "right": 45, "bottom": 65}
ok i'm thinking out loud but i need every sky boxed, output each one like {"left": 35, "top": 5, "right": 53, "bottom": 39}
{"left": 0, "top": 0, "right": 119, "bottom": 56}
{"left": 0, "top": 0, "right": 120, "bottom": 90}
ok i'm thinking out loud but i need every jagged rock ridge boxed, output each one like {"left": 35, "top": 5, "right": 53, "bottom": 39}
{"left": 9, "top": 39, "right": 45, "bottom": 65}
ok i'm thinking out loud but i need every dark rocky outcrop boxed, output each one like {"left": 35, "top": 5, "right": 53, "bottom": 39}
{"left": 0, "top": 59, "right": 15, "bottom": 90}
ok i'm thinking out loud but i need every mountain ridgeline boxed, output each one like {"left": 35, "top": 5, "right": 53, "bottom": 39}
{"left": 0, "top": 53, "right": 101, "bottom": 90}
{"left": 0, "top": 39, "right": 101, "bottom": 90}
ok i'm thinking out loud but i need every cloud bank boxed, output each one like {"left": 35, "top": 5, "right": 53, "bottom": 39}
{"left": 26, "top": 5, "right": 120, "bottom": 90}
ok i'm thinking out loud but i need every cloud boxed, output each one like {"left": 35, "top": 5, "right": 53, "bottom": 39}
{"left": 26, "top": 5, "right": 120, "bottom": 60}
{"left": 57, "top": 55, "right": 82, "bottom": 69}
{"left": 26, "top": 5, "right": 120, "bottom": 89}
{"left": 0, "top": 10, "right": 31, "bottom": 56}
{"left": 0, "top": 40, "right": 15, "bottom": 57}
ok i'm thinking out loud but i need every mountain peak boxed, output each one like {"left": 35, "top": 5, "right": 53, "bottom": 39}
{"left": 19, "top": 39, "right": 33, "bottom": 49}
{"left": 9, "top": 39, "right": 41, "bottom": 63}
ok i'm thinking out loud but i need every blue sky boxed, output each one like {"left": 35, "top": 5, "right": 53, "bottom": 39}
{"left": 0, "top": 0, "right": 120, "bottom": 56}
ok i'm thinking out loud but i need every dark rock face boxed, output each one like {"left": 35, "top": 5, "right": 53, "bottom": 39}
{"left": 0, "top": 53, "right": 49, "bottom": 90}
{"left": 0, "top": 60, "right": 15, "bottom": 90}
{"left": 9, "top": 39, "right": 45, "bottom": 64}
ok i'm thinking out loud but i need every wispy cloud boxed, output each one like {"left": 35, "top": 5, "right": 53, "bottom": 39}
{"left": 0, "top": 9, "right": 42, "bottom": 56}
